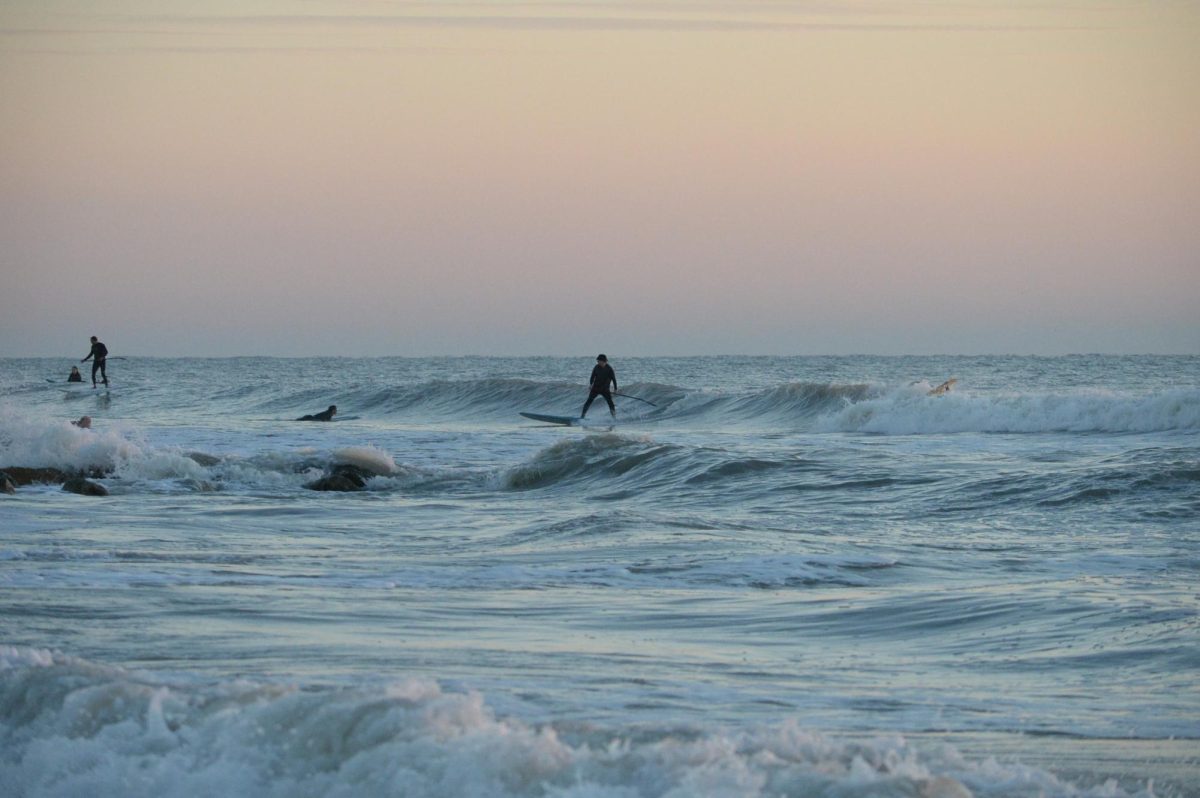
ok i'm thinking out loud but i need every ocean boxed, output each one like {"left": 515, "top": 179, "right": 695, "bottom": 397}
{"left": 1, "top": 355, "right": 1197, "bottom": 797}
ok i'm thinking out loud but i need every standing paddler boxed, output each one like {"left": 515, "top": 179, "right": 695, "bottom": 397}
{"left": 81, "top": 335, "right": 108, "bottom": 388}
{"left": 581, "top": 354, "right": 618, "bottom": 419}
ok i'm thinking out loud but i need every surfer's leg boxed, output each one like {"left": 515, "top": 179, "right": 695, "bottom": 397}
{"left": 99, "top": 360, "right": 107, "bottom": 386}
{"left": 581, "top": 390, "right": 599, "bottom": 418}
{"left": 603, "top": 391, "right": 616, "bottom": 417}
{"left": 90, "top": 361, "right": 100, "bottom": 386}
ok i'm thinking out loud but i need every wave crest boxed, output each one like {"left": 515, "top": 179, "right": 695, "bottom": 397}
{"left": 501, "top": 434, "right": 673, "bottom": 490}
{"left": 815, "top": 388, "right": 1200, "bottom": 434}
{"left": 0, "top": 646, "right": 1159, "bottom": 798}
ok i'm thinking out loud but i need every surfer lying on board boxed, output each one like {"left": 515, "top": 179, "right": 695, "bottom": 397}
{"left": 81, "top": 335, "right": 108, "bottom": 387}
{"left": 68, "top": 366, "right": 83, "bottom": 382}
{"left": 298, "top": 405, "right": 337, "bottom": 422}
{"left": 581, "top": 354, "right": 617, "bottom": 419}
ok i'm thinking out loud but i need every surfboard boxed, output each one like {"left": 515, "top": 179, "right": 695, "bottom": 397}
{"left": 928, "top": 378, "right": 957, "bottom": 396}
{"left": 520, "top": 412, "right": 579, "bottom": 426}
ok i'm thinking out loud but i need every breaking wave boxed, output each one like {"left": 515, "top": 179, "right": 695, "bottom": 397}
{"left": 250, "top": 378, "right": 1199, "bottom": 435}
{"left": 0, "top": 647, "right": 1159, "bottom": 798}
{"left": 815, "top": 387, "right": 1200, "bottom": 435}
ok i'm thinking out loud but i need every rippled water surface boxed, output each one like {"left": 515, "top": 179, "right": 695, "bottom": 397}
{"left": 2, "top": 355, "right": 1198, "bottom": 797}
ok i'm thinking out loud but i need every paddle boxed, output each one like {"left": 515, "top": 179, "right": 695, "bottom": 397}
{"left": 614, "top": 392, "right": 657, "bottom": 407}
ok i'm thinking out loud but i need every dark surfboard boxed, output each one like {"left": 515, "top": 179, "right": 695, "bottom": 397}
{"left": 520, "top": 412, "right": 579, "bottom": 426}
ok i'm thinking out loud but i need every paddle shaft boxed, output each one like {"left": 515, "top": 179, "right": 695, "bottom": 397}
{"left": 614, "top": 392, "right": 657, "bottom": 407}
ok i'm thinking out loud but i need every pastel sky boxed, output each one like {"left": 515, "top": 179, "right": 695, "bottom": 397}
{"left": 2, "top": 1, "right": 1197, "bottom": 356}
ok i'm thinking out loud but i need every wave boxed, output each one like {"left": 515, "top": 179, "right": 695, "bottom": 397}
{"left": 0, "top": 647, "right": 1162, "bottom": 798}
{"left": 500, "top": 434, "right": 686, "bottom": 492}
{"left": 812, "top": 386, "right": 1200, "bottom": 435}
{"left": 0, "top": 407, "right": 147, "bottom": 473}
{"left": 4, "top": 407, "right": 1197, "bottom": 508}
{"left": 248, "top": 378, "right": 1200, "bottom": 435}
{"left": 241, "top": 378, "right": 868, "bottom": 427}
{"left": 18, "top": 373, "right": 1193, "bottom": 436}
{"left": 251, "top": 378, "right": 599, "bottom": 422}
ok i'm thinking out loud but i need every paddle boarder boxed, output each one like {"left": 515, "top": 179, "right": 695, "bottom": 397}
{"left": 81, "top": 336, "right": 108, "bottom": 387}
{"left": 581, "top": 354, "right": 618, "bottom": 419}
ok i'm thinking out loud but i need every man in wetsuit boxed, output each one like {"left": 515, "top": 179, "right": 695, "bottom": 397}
{"left": 298, "top": 405, "right": 337, "bottom": 421}
{"left": 581, "top": 354, "right": 617, "bottom": 419}
{"left": 81, "top": 336, "right": 108, "bottom": 387}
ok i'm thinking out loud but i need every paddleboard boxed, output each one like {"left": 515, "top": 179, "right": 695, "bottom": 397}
{"left": 520, "top": 412, "right": 579, "bottom": 426}
{"left": 62, "top": 383, "right": 103, "bottom": 396}
{"left": 928, "top": 378, "right": 957, "bottom": 396}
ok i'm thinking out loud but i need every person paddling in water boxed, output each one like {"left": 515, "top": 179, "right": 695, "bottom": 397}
{"left": 81, "top": 336, "right": 108, "bottom": 387}
{"left": 581, "top": 354, "right": 617, "bottom": 419}
{"left": 68, "top": 366, "right": 83, "bottom": 382}
{"left": 298, "top": 405, "right": 337, "bottom": 422}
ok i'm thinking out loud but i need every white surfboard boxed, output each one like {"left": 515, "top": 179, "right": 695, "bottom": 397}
{"left": 928, "top": 378, "right": 957, "bottom": 396}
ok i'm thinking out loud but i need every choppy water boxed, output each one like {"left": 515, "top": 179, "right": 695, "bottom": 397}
{"left": 2, "top": 355, "right": 1198, "bottom": 797}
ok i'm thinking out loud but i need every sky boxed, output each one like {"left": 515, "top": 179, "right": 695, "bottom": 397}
{"left": 1, "top": 1, "right": 1197, "bottom": 357}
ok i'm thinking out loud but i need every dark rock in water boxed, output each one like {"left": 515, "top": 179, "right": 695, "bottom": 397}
{"left": 62, "top": 478, "right": 108, "bottom": 497}
{"left": 329, "top": 463, "right": 372, "bottom": 488}
{"left": 2, "top": 467, "right": 70, "bottom": 486}
{"left": 185, "top": 452, "right": 221, "bottom": 467}
{"left": 303, "top": 462, "right": 375, "bottom": 492}
{"left": 0, "top": 472, "right": 15, "bottom": 494}
{"left": 304, "top": 474, "right": 363, "bottom": 492}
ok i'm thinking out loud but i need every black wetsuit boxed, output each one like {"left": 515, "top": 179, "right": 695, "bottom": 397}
{"left": 82, "top": 341, "right": 108, "bottom": 386}
{"left": 67, "top": 371, "right": 83, "bottom": 383}
{"left": 581, "top": 363, "right": 617, "bottom": 418}
{"left": 298, "top": 406, "right": 337, "bottom": 421}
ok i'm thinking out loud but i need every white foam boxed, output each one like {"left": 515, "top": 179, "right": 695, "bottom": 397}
{"left": 0, "top": 647, "right": 1157, "bottom": 798}
{"left": 814, "top": 388, "right": 1200, "bottom": 435}
{"left": 0, "top": 410, "right": 409, "bottom": 492}
{"left": 0, "top": 409, "right": 145, "bottom": 472}
{"left": 332, "top": 445, "right": 398, "bottom": 475}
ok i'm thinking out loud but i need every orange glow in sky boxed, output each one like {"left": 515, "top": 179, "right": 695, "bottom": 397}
{"left": 2, "top": 1, "right": 1197, "bottom": 355}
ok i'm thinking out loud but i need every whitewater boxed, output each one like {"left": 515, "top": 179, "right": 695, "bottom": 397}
{"left": 1, "top": 354, "right": 1197, "bottom": 797}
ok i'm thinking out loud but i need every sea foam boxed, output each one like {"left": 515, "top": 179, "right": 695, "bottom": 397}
{"left": 0, "top": 647, "right": 1157, "bottom": 798}
{"left": 813, "top": 388, "right": 1200, "bottom": 435}
{"left": 0, "top": 409, "right": 144, "bottom": 472}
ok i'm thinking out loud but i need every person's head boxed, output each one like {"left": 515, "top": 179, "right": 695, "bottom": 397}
{"left": 90, "top": 336, "right": 97, "bottom": 343}
{"left": 328, "top": 405, "right": 337, "bottom": 414}
{"left": 74, "top": 416, "right": 91, "bottom": 429}
{"left": 70, "top": 366, "right": 80, "bottom": 373}
{"left": 596, "top": 354, "right": 607, "bottom": 364}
